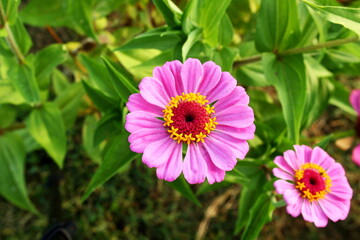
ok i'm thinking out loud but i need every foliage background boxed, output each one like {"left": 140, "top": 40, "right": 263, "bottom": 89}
{"left": 1, "top": 0, "right": 360, "bottom": 239}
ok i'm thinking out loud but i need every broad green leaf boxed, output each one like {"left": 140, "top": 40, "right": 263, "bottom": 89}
{"left": 79, "top": 54, "right": 118, "bottom": 99}
{"left": 263, "top": 53, "right": 306, "bottom": 144}
{"left": 81, "top": 133, "right": 137, "bottom": 202}
{"left": 52, "top": 69, "right": 70, "bottom": 96}
{"left": 102, "top": 57, "right": 139, "bottom": 103}
{"left": 93, "top": 111, "right": 122, "bottom": 146}
{"left": 236, "top": 63, "right": 268, "bottom": 87}
{"left": 82, "top": 115, "right": 101, "bottom": 164}
{"left": 9, "top": 18, "right": 32, "bottom": 55}
{"left": 82, "top": 80, "right": 117, "bottom": 112}
{"left": 9, "top": 61, "right": 41, "bottom": 105}
{"left": 329, "top": 78, "right": 357, "bottom": 116}
{"left": 34, "top": 44, "right": 68, "bottom": 89}
{"left": 166, "top": 176, "right": 201, "bottom": 207}
{"left": 235, "top": 167, "right": 267, "bottom": 234}
{"left": 26, "top": 102, "right": 67, "bottom": 168}
{"left": 302, "top": 57, "right": 332, "bottom": 127}
{"left": 198, "top": 0, "right": 232, "bottom": 42}
{"left": 0, "top": 104, "right": 16, "bottom": 128}
{"left": 70, "top": 0, "right": 97, "bottom": 40}
{"left": 218, "top": 14, "right": 234, "bottom": 46}
{"left": 54, "top": 82, "right": 84, "bottom": 129}
{"left": 0, "top": 0, "right": 20, "bottom": 25}
{"left": 0, "top": 133, "right": 38, "bottom": 214}
{"left": 116, "top": 27, "right": 182, "bottom": 51}
{"left": 255, "top": 0, "right": 301, "bottom": 52}
{"left": 182, "top": 28, "right": 202, "bottom": 61}
{"left": 181, "top": 0, "right": 201, "bottom": 34}
{"left": 153, "top": 0, "right": 182, "bottom": 26}
{"left": 20, "top": 0, "right": 71, "bottom": 27}
{"left": 93, "top": 0, "right": 123, "bottom": 17}
{"left": 241, "top": 193, "right": 275, "bottom": 240}
{"left": 304, "top": 0, "right": 360, "bottom": 37}
{"left": 212, "top": 47, "right": 236, "bottom": 72}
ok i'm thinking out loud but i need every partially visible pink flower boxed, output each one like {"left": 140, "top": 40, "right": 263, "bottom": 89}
{"left": 125, "top": 58, "right": 255, "bottom": 184}
{"left": 273, "top": 145, "right": 352, "bottom": 227}
{"left": 350, "top": 90, "right": 360, "bottom": 166}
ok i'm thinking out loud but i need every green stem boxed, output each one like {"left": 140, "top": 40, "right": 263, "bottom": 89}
{"left": 0, "top": 1, "right": 26, "bottom": 64}
{"left": 233, "top": 36, "right": 360, "bottom": 68}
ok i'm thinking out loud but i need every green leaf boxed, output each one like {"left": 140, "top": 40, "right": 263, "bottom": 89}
{"left": 9, "top": 61, "right": 41, "bottom": 105}
{"left": 304, "top": 0, "right": 360, "bottom": 37}
{"left": 26, "top": 102, "right": 67, "bottom": 168}
{"left": 329, "top": 78, "right": 357, "bottom": 116}
{"left": 212, "top": 47, "right": 236, "bottom": 72}
{"left": 82, "top": 115, "right": 102, "bottom": 164}
{"left": 0, "top": 133, "right": 38, "bottom": 214}
{"left": 20, "top": 0, "right": 71, "bottom": 27}
{"left": 34, "top": 44, "right": 68, "bottom": 89}
{"left": 241, "top": 193, "right": 275, "bottom": 240}
{"left": 235, "top": 168, "right": 267, "bottom": 234}
{"left": 54, "top": 82, "right": 84, "bottom": 129}
{"left": 263, "top": 53, "right": 306, "bottom": 144}
{"left": 81, "top": 133, "right": 137, "bottom": 202}
{"left": 9, "top": 18, "right": 32, "bottom": 55}
{"left": 166, "top": 176, "right": 201, "bottom": 207}
{"left": 198, "top": 0, "right": 232, "bottom": 41}
{"left": 218, "top": 14, "right": 234, "bottom": 46}
{"left": 93, "top": 111, "right": 122, "bottom": 146}
{"left": 182, "top": 28, "right": 202, "bottom": 61}
{"left": 82, "top": 80, "right": 117, "bottom": 112}
{"left": 102, "top": 57, "right": 139, "bottom": 103}
{"left": 255, "top": 0, "right": 301, "bottom": 52}
{"left": 0, "top": 0, "right": 20, "bottom": 25}
{"left": 0, "top": 104, "right": 16, "bottom": 128}
{"left": 153, "top": 0, "right": 182, "bottom": 26}
{"left": 52, "top": 69, "right": 70, "bottom": 95}
{"left": 79, "top": 54, "right": 118, "bottom": 99}
{"left": 116, "top": 27, "right": 182, "bottom": 51}
{"left": 70, "top": 0, "right": 97, "bottom": 40}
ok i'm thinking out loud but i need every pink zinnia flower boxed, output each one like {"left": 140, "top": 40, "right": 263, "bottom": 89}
{"left": 350, "top": 89, "right": 360, "bottom": 166}
{"left": 125, "top": 58, "right": 255, "bottom": 184}
{"left": 273, "top": 145, "right": 352, "bottom": 227}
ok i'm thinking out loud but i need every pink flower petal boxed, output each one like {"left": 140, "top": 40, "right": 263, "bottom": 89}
{"left": 216, "top": 124, "right": 255, "bottom": 140}
{"left": 326, "top": 162, "right": 345, "bottom": 180}
{"left": 199, "top": 145, "right": 225, "bottom": 184}
{"left": 215, "top": 105, "right": 254, "bottom": 128}
{"left": 301, "top": 200, "right": 314, "bottom": 223}
{"left": 352, "top": 144, "right": 360, "bottom": 166}
{"left": 139, "top": 77, "right": 169, "bottom": 108}
{"left": 153, "top": 65, "right": 178, "bottom": 98}
{"left": 210, "top": 131, "right": 249, "bottom": 159}
{"left": 283, "top": 188, "right": 301, "bottom": 205}
{"left": 283, "top": 149, "right": 300, "bottom": 171}
{"left": 330, "top": 178, "right": 353, "bottom": 200}
{"left": 201, "top": 138, "right": 237, "bottom": 171}
{"left": 125, "top": 111, "right": 164, "bottom": 133}
{"left": 163, "top": 60, "right": 183, "bottom": 94}
{"left": 213, "top": 86, "right": 250, "bottom": 113}
{"left": 274, "top": 156, "right": 295, "bottom": 175}
{"left": 273, "top": 168, "right": 294, "bottom": 181}
{"left": 142, "top": 138, "right": 180, "bottom": 168}
{"left": 129, "top": 128, "right": 168, "bottom": 153}
{"left": 293, "top": 145, "right": 312, "bottom": 166}
{"left": 311, "top": 201, "right": 329, "bottom": 227}
{"left": 309, "top": 147, "right": 334, "bottom": 170}
{"left": 181, "top": 58, "right": 203, "bottom": 93}
{"left": 197, "top": 61, "right": 221, "bottom": 96}
{"left": 206, "top": 72, "right": 237, "bottom": 103}
{"left": 318, "top": 195, "right": 350, "bottom": 222}
{"left": 274, "top": 179, "right": 294, "bottom": 195}
{"left": 286, "top": 198, "right": 303, "bottom": 217}
{"left": 183, "top": 144, "right": 207, "bottom": 184}
{"left": 156, "top": 142, "right": 183, "bottom": 182}
{"left": 126, "top": 93, "right": 163, "bottom": 116}
{"left": 350, "top": 89, "right": 360, "bottom": 114}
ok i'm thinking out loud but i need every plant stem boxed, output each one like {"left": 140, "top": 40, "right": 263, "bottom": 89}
{"left": 0, "top": 1, "right": 26, "bottom": 64}
{"left": 233, "top": 36, "right": 360, "bottom": 68}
